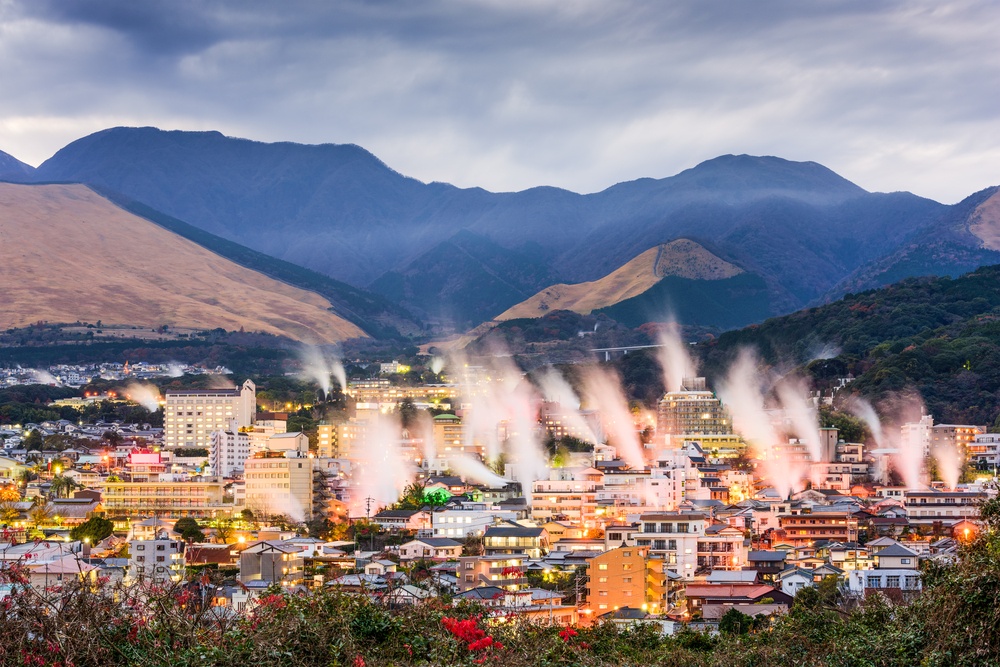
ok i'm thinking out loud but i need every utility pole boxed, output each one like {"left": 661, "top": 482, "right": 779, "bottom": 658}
{"left": 365, "top": 496, "right": 375, "bottom": 552}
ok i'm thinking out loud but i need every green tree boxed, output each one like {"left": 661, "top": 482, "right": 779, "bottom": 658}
{"left": 22, "top": 429, "right": 43, "bottom": 452}
{"left": 392, "top": 481, "right": 429, "bottom": 510}
{"left": 102, "top": 430, "right": 123, "bottom": 447}
{"left": 213, "top": 518, "right": 235, "bottom": 543}
{"left": 48, "top": 474, "right": 78, "bottom": 499}
{"left": 174, "top": 517, "right": 206, "bottom": 543}
{"left": 719, "top": 607, "right": 753, "bottom": 635}
{"left": 69, "top": 516, "right": 114, "bottom": 544}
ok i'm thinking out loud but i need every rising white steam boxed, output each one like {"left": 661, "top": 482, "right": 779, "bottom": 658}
{"left": 535, "top": 367, "right": 599, "bottom": 444}
{"left": 655, "top": 320, "right": 698, "bottom": 394}
{"left": 579, "top": 365, "right": 645, "bottom": 468}
{"left": 775, "top": 378, "right": 824, "bottom": 462}
{"left": 298, "top": 344, "right": 347, "bottom": 398}
{"left": 847, "top": 397, "right": 883, "bottom": 448}
{"left": 125, "top": 383, "right": 162, "bottom": 412}
{"left": 350, "top": 412, "right": 415, "bottom": 514}
{"left": 717, "top": 349, "right": 802, "bottom": 498}
{"left": 448, "top": 455, "right": 510, "bottom": 487}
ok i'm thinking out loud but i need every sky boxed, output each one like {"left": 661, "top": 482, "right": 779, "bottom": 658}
{"left": 0, "top": 0, "right": 998, "bottom": 203}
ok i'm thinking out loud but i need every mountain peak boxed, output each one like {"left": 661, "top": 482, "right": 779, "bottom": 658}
{"left": 675, "top": 153, "right": 867, "bottom": 200}
{"left": 0, "top": 149, "right": 35, "bottom": 181}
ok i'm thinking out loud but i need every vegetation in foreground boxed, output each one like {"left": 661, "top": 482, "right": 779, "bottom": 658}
{"left": 2, "top": 494, "right": 999, "bottom": 666}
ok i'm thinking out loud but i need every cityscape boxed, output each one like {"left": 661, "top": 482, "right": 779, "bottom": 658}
{"left": 1, "top": 2, "right": 1000, "bottom": 666}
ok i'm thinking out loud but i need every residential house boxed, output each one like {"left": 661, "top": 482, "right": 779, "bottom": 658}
{"left": 373, "top": 509, "right": 433, "bottom": 534}
{"left": 239, "top": 540, "right": 304, "bottom": 587}
{"left": 847, "top": 543, "right": 921, "bottom": 600}
{"left": 398, "top": 537, "right": 463, "bottom": 562}
{"left": 457, "top": 555, "right": 528, "bottom": 592}
{"left": 129, "top": 531, "right": 185, "bottom": 583}
{"left": 483, "top": 524, "right": 548, "bottom": 559}
{"left": 633, "top": 512, "right": 747, "bottom": 580}
{"left": 778, "top": 511, "right": 859, "bottom": 547}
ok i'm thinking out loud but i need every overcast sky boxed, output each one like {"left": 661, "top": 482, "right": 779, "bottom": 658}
{"left": 0, "top": 0, "right": 997, "bottom": 202}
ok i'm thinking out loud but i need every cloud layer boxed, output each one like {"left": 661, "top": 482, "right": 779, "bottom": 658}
{"left": 0, "top": 0, "right": 997, "bottom": 202}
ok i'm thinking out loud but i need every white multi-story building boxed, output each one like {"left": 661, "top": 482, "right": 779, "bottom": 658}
{"left": 530, "top": 467, "right": 603, "bottom": 526}
{"left": 903, "top": 490, "right": 987, "bottom": 526}
{"left": 247, "top": 413, "right": 288, "bottom": 455}
{"left": 129, "top": 531, "right": 185, "bottom": 583}
{"left": 432, "top": 502, "right": 520, "bottom": 539}
{"left": 633, "top": 512, "right": 747, "bottom": 580}
{"left": 210, "top": 427, "right": 251, "bottom": 478}
{"left": 164, "top": 380, "right": 256, "bottom": 449}
{"left": 968, "top": 433, "right": 1000, "bottom": 468}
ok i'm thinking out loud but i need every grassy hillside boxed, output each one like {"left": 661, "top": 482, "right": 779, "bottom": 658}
{"left": 92, "top": 186, "right": 422, "bottom": 339}
{"left": 0, "top": 183, "right": 366, "bottom": 344}
{"left": 499, "top": 239, "right": 745, "bottom": 321}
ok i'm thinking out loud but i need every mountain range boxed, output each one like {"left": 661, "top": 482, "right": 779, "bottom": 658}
{"left": 3, "top": 126, "right": 998, "bottom": 336}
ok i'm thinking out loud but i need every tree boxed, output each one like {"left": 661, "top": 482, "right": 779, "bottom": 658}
{"left": 398, "top": 398, "right": 418, "bottom": 429}
{"left": 69, "top": 516, "right": 114, "bottom": 544}
{"left": 0, "top": 501, "right": 20, "bottom": 525}
{"left": 174, "top": 517, "right": 206, "bottom": 543}
{"left": 14, "top": 468, "right": 37, "bottom": 489}
{"left": 213, "top": 518, "right": 234, "bottom": 544}
{"left": 22, "top": 429, "right": 43, "bottom": 452}
{"left": 28, "top": 503, "right": 53, "bottom": 531}
{"left": 102, "top": 430, "right": 123, "bottom": 447}
{"left": 719, "top": 607, "right": 753, "bottom": 635}
{"left": 240, "top": 508, "right": 258, "bottom": 529}
{"left": 392, "top": 481, "right": 429, "bottom": 510}
{"left": 48, "top": 475, "right": 78, "bottom": 499}
{"left": 462, "top": 536, "right": 483, "bottom": 556}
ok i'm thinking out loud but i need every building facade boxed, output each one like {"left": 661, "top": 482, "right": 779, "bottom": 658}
{"left": 163, "top": 380, "right": 256, "bottom": 449}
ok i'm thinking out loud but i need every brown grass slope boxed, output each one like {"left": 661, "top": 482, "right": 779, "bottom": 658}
{"left": 0, "top": 183, "right": 365, "bottom": 343}
{"left": 498, "top": 238, "right": 743, "bottom": 320}
{"left": 968, "top": 189, "right": 1000, "bottom": 250}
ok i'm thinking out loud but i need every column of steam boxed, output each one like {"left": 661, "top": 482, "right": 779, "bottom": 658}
{"left": 717, "top": 349, "right": 802, "bottom": 499}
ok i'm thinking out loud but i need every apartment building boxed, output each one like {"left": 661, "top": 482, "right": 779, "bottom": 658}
{"left": 778, "top": 511, "right": 859, "bottom": 547}
{"left": 210, "top": 428, "right": 250, "bottom": 478}
{"left": 586, "top": 545, "right": 672, "bottom": 614}
{"left": 656, "top": 379, "right": 732, "bottom": 438}
{"left": 483, "top": 524, "right": 549, "bottom": 559}
{"left": 530, "top": 467, "right": 603, "bottom": 526}
{"left": 129, "top": 531, "right": 185, "bottom": 582}
{"left": 903, "top": 490, "right": 986, "bottom": 526}
{"left": 243, "top": 451, "right": 315, "bottom": 521}
{"left": 457, "top": 555, "right": 528, "bottom": 592}
{"left": 317, "top": 421, "right": 338, "bottom": 458}
{"left": 432, "top": 502, "right": 519, "bottom": 538}
{"left": 633, "top": 512, "right": 747, "bottom": 580}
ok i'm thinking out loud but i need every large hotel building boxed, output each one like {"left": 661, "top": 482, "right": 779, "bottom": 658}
{"left": 163, "top": 380, "right": 256, "bottom": 449}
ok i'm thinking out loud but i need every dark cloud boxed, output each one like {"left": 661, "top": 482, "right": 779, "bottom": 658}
{"left": 0, "top": 0, "right": 998, "bottom": 202}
